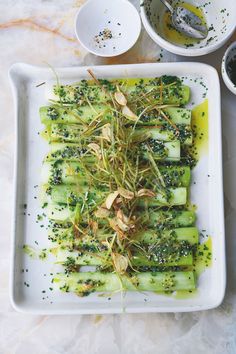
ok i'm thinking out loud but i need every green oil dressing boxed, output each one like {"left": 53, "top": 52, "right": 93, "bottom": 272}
{"left": 185, "top": 201, "right": 198, "bottom": 212}
{"left": 190, "top": 99, "right": 209, "bottom": 160}
{"left": 194, "top": 236, "right": 212, "bottom": 277}
{"left": 23, "top": 244, "right": 48, "bottom": 260}
{"left": 174, "top": 288, "right": 198, "bottom": 299}
{"left": 161, "top": 2, "right": 207, "bottom": 47}
{"left": 154, "top": 290, "right": 173, "bottom": 297}
{"left": 153, "top": 237, "right": 212, "bottom": 299}
{"left": 23, "top": 245, "right": 38, "bottom": 259}
{"left": 154, "top": 288, "right": 198, "bottom": 299}
{"left": 94, "top": 315, "right": 103, "bottom": 324}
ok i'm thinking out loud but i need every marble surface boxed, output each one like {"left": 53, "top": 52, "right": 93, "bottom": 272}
{"left": 0, "top": 0, "right": 236, "bottom": 353}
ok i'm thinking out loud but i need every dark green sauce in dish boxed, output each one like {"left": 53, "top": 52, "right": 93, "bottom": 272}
{"left": 227, "top": 56, "right": 236, "bottom": 86}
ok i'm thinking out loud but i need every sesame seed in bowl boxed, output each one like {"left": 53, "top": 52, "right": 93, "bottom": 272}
{"left": 75, "top": 0, "right": 141, "bottom": 57}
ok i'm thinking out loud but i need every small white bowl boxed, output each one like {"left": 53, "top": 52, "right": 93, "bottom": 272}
{"left": 222, "top": 41, "right": 236, "bottom": 95}
{"left": 140, "top": 0, "right": 236, "bottom": 57}
{"left": 75, "top": 0, "right": 141, "bottom": 57}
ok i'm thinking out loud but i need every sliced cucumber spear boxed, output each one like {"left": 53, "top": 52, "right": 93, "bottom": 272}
{"left": 44, "top": 141, "right": 181, "bottom": 162}
{"left": 41, "top": 161, "right": 191, "bottom": 187}
{"left": 53, "top": 271, "right": 195, "bottom": 294}
{"left": 137, "top": 187, "right": 187, "bottom": 207}
{"left": 147, "top": 210, "right": 196, "bottom": 228}
{"left": 54, "top": 248, "right": 193, "bottom": 267}
{"left": 40, "top": 104, "right": 111, "bottom": 125}
{"left": 45, "top": 203, "right": 196, "bottom": 226}
{"left": 41, "top": 184, "right": 187, "bottom": 206}
{"left": 46, "top": 82, "right": 190, "bottom": 106}
{"left": 42, "top": 123, "right": 193, "bottom": 145}
{"left": 40, "top": 105, "right": 191, "bottom": 126}
{"left": 48, "top": 227, "right": 199, "bottom": 247}
{"left": 134, "top": 126, "right": 192, "bottom": 145}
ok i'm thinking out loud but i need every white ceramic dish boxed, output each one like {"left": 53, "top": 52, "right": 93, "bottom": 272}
{"left": 222, "top": 41, "right": 236, "bottom": 95}
{"left": 74, "top": 0, "right": 141, "bottom": 57}
{"left": 140, "top": 0, "right": 236, "bottom": 56}
{"left": 9, "top": 62, "right": 225, "bottom": 314}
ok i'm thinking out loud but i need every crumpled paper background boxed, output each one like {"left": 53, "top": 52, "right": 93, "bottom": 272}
{"left": 0, "top": 1, "right": 236, "bottom": 353}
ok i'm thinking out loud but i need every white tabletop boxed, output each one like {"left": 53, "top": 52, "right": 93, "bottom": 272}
{"left": 0, "top": 0, "right": 236, "bottom": 353}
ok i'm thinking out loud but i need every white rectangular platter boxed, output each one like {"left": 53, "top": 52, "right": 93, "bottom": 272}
{"left": 9, "top": 62, "right": 225, "bottom": 314}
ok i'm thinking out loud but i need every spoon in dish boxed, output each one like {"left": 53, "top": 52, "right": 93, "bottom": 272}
{"left": 160, "top": 0, "right": 208, "bottom": 39}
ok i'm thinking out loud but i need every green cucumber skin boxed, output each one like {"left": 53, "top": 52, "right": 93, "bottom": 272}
{"left": 41, "top": 184, "right": 104, "bottom": 206}
{"left": 160, "top": 166, "right": 191, "bottom": 187}
{"left": 44, "top": 143, "right": 87, "bottom": 162}
{"left": 147, "top": 210, "right": 196, "bottom": 228}
{"left": 40, "top": 105, "right": 110, "bottom": 125}
{"left": 163, "top": 107, "right": 191, "bottom": 125}
{"left": 144, "top": 141, "right": 181, "bottom": 162}
{"left": 134, "top": 227, "right": 198, "bottom": 245}
{"left": 41, "top": 185, "right": 186, "bottom": 206}
{"left": 46, "top": 204, "right": 196, "bottom": 226}
{"left": 44, "top": 141, "right": 180, "bottom": 162}
{"left": 48, "top": 227, "right": 199, "bottom": 247}
{"left": 137, "top": 187, "right": 187, "bottom": 207}
{"left": 49, "top": 83, "right": 190, "bottom": 106}
{"left": 132, "top": 253, "right": 193, "bottom": 267}
{"left": 135, "top": 127, "right": 192, "bottom": 146}
{"left": 53, "top": 271, "right": 195, "bottom": 293}
{"left": 40, "top": 105, "right": 191, "bottom": 126}
{"left": 41, "top": 161, "right": 191, "bottom": 187}
{"left": 44, "top": 124, "right": 192, "bottom": 145}
{"left": 55, "top": 249, "right": 192, "bottom": 267}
